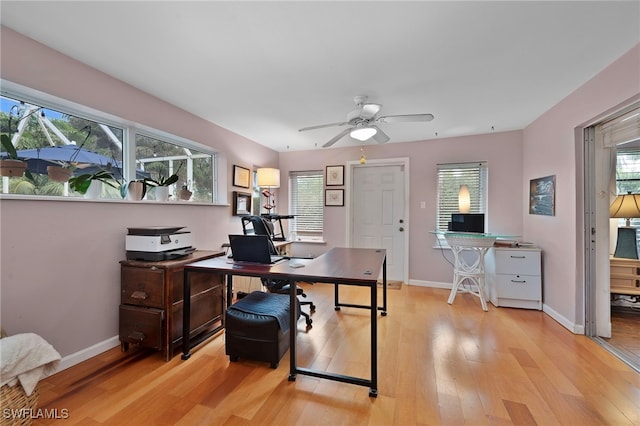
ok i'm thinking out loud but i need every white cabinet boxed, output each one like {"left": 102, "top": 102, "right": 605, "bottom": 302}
{"left": 486, "top": 247, "right": 542, "bottom": 310}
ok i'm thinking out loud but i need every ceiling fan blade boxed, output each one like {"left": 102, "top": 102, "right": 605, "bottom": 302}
{"left": 322, "top": 127, "right": 352, "bottom": 148}
{"left": 371, "top": 126, "right": 390, "bottom": 144}
{"left": 299, "top": 121, "right": 349, "bottom": 132}
{"left": 360, "top": 103, "right": 381, "bottom": 119}
{"left": 377, "top": 113, "right": 434, "bottom": 123}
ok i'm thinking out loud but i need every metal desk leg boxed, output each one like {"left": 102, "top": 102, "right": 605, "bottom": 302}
{"left": 288, "top": 278, "right": 297, "bottom": 381}
{"left": 334, "top": 283, "right": 341, "bottom": 311}
{"left": 380, "top": 257, "right": 388, "bottom": 316}
{"left": 370, "top": 274, "right": 378, "bottom": 397}
{"left": 181, "top": 268, "right": 192, "bottom": 360}
{"left": 227, "top": 274, "right": 233, "bottom": 307}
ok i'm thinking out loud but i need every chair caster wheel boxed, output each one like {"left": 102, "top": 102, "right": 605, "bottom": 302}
{"left": 310, "top": 304, "right": 316, "bottom": 312}
{"left": 334, "top": 306, "right": 341, "bottom": 311}
{"left": 306, "top": 318, "right": 313, "bottom": 326}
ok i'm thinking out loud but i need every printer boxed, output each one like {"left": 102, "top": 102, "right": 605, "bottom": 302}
{"left": 125, "top": 226, "right": 195, "bottom": 261}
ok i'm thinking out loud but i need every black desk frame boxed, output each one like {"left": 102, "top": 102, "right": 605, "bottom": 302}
{"left": 181, "top": 248, "right": 387, "bottom": 397}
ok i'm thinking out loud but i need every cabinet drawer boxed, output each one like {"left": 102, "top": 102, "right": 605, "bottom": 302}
{"left": 611, "top": 277, "right": 640, "bottom": 290}
{"left": 119, "top": 305, "right": 164, "bottom": 350}
{"left": 495, "top": 250, "right": 540, "bottom": 275}
{"left": 121, "top": 266, "right": 165, "bottom": 308}
{"left": 495, "top": 274, "right": 541, "bottom": 300}
{"left": 171, "top": 271, "right": 223, "bottom": 303}
{"left": 171, "top": 284, "right": 224, "bottom": 343}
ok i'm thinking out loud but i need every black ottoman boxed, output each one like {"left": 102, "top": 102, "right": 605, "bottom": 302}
{"left": 225, "top": 291, "right": 294, "bottom": 368}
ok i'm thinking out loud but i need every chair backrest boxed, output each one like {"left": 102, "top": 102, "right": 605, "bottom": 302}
{"left": 240, "top": 216, "right": 277, "bottom": 255}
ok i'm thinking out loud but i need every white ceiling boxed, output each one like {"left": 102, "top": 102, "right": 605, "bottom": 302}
{"left": 1, "top": 1, "right": 639, "bottom": 152}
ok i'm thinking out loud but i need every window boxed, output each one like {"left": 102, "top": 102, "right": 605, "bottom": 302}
{"left": 615, "top": 149, "right": 640, "bottom": 229}
{"left": 289, "top": 170, "right": 324, "bottom": 240}
{"left": 1, "top": 85, "right": 217, "bottom": 202}
{"left": 436, "top": 162, "right": 488, "bottom": 237}
{"left": 136, "top": 134, "right": 214, "bottom": 202}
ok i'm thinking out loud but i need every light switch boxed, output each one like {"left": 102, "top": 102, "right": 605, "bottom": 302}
{"left": 420, "top": 201, "right": 426, "bottom": 209}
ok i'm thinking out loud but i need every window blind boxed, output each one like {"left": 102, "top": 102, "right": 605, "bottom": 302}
{"left": 436, "top": 162, "right": 487, "bottom": 232}
{"left": 289, "top": 170, "right": 324, "bottom": 237}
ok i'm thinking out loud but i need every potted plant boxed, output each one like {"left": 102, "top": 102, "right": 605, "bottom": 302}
{"left": 124, "top": 179, "right": 147, "bottom": 201}
{"left": 144, "top": 164, "right": 182, "bottom": 201}
{"left": 69, "top": 169, "right": 117, "bottom": 198}
{"left": 179, "top": 181, "right": 193, "bottom": 201}
{"left": 46, "top": 125, "right": 92, "bottom": 183}
{"left": 0, "top": 133, "right": 30, "bottom": 178}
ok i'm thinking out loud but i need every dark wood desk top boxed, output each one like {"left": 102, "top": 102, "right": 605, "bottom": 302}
{"left": 185, "top": 247, "right": 386, "bottom": 286}
{"left": 120, "top": 250, "right": 224, "bottom": 268}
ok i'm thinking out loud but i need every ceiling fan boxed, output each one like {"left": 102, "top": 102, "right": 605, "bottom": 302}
{"left": 298, "top": 95, "right": 434, "bottom": 148}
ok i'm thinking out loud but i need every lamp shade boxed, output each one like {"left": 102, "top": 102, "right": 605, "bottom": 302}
{"left": 458, "top": 184, "right": 470, "bottom": 213}
{"left": 350, "top": 127, "right": 377, "bottom": 141}
{"left": 256, "top": 168, "right": 280, "bottom": 188}
{"left": 609, "top": 192, "right": 640, "bottom": 221}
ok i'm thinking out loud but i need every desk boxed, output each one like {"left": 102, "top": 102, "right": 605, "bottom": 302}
{"left": 181, "top": 247, "right": 387, "bottom": 397}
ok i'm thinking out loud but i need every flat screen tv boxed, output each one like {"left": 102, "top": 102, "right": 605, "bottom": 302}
{"left": 450, "top": 213, "right": 485, "bottom": 233}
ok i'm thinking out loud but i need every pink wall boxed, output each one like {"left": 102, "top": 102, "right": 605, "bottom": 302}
{"left": 0, "top": 27, "right": 278, "bottom": 360}
{"left": 279, "top": 130, "right": 524, "bottom": 284}
{"left": 522, "top": 43, "right": 640, "bottom": 328}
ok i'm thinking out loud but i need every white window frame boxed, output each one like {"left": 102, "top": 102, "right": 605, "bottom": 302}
{"left": 1, "top": 80, "right": 222, "bottom": 204}
{"left": 289, "top": 170, "right": 324, "bottom": 242}
{"left": 435, "top": 161, "right": 488, "bottom": 247}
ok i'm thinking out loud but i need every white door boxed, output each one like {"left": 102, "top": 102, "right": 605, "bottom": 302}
{"left": 351, "top": 163, "right": 407, "bottom": 283}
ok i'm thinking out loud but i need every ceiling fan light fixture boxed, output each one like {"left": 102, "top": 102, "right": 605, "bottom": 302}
{"left": 350, "top": 127, "right": 377, "bottom": 141}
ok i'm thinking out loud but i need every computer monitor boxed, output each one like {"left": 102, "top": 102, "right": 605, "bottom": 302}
{"left": 450, "top": 213, "right": 485, "bottom": 233}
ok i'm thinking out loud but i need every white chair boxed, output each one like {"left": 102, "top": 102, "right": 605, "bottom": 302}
{"left": 445, "top": 233, "right": 496, "bottom": 311}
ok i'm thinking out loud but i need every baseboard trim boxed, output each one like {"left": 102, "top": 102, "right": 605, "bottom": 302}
{"left": 408, "top": 279, "right": 451, "bottom": 289}
{"left": 542, "top": 304, "right": 585, "bottom": 334}
{"left": 56, "top": 336, "right": 120, "bottom": 373}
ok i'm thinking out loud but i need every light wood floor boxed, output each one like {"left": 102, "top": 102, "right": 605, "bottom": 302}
{"left": 34, "top": 284, "right": 639, "bottom": 425}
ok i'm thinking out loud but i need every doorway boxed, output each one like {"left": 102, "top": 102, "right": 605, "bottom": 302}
{"left": 585, "top": 103, "right": 640, "bottom": 372}
{"left": 345, "top": 158, "right": 409, "bottom": 284}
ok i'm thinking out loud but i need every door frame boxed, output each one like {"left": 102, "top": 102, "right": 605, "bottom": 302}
{"left": 345, "top": 157, "right": 410, "bottom": 284}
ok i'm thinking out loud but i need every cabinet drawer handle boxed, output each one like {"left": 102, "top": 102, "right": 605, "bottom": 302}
{"left": 127, "top": 332, "right": 145, "bottom": 343}
{"left": 510, "top": 255, "right": 526, "bottom": 259}
{"left": 511, "top": 280, "right": 527, "bottom": 284}
{"left": 131, "top": 290, "right": 148, "bottom": 300}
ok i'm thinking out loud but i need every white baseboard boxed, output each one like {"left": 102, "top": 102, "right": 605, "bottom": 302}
{"left": 56, "top": 336, "right": 120, "bottom": 373}
{"left": 542, "top": 304, "right": 585, "bottom": 335}
{"left": 408, "top": 279, "right": 451, "bottom": 289}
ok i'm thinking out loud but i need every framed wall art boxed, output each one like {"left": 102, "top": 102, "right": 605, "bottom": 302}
{"left": 529, "top": 175, "right": 555, "bottom": 216}
{"left": 233, "top": 191, "right": 252, "bottom": 215}
{"left": 233, "top": 165, "right": 250, "bottom": 188}
{"left": 325, "top": 189, "right": 344, "bottom": 206}
{"left": 326, "top": 165, "right": 344, "bottom": 186}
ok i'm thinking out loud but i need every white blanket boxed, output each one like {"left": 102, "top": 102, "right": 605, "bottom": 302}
{"left": 0, "top": 333, "right": 61, "bottom": 396}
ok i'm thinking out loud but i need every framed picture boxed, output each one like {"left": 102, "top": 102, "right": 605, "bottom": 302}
{"left": 233, "top": 191, "right": 252, "bottom": 215}
{"left": 529, "top": 175, "right": 555, "bottom": 216}
{"left": 233, "top": 165, "right": 250, "bottom": 188}
{"left": 326, "top": 165, "right": 344, "bottom": 186}
{"left": 325, "top": 189, "right": 344, "bottom": 206}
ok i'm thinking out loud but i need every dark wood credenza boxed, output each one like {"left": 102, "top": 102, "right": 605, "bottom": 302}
{"left": 119, "top": 250, "right": 225, "bottom": 361}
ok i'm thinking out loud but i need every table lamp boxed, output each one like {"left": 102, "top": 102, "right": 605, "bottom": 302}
{"left": 458, "top": 184, "right": 470, "bottom": 213}
{"left": 609, "top": 191, "right": 640, "bottom": 259}
{"left": 256, "top": 167, "right": 280, "bottom": 213}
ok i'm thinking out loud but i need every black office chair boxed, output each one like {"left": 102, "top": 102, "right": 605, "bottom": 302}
{"left": 241, "top": 215, "right": 315, "bottom": 326}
